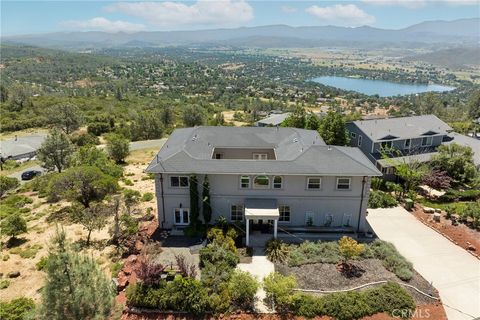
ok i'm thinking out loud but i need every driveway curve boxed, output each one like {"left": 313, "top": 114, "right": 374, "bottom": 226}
{"left": 367, "top": 207, "right": 480, "bottom": 320}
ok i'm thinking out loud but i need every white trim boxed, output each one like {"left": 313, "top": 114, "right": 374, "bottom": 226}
{"left": 239, "top": 175, "right": 251, "bottom": 189}
{"left": 358, "top": 135, "right": 362, "bottom": 147}
{"left": 273, "top": 175, "right": 283, "bottom": 189}
{"left": 421, "top": 136, "right": 433, "bottom": 147}
{"left": 174, "top": 208, "right": 190, "bottom": 225}
{"left": 404, "top": 139, "right": 411, "bottom": 149}
{"left": 253, "top": 175, "right": 270, "bottom": 189}
{"left": 278, "top": 205, "right": 291, "bottom": 223}
{"left": 230, "top": 204, "right": 244, "bottom": 222}
{"left": 336, "top": 177, "right": 351, "bottom": 190}
{"left": 170, "top": 175, "right": 189, "bottom": 188}
{"left": 351, "top": 132, "right": 357, "bottom": 139}
{"left": 306, "top": 177, "right": 322, "bottom": 190}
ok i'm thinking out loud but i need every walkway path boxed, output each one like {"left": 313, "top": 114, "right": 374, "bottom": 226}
{"left": 367, "top": 207, "right": 480, "bottom": 320}
{"left": 237, "top": 247, "right": 274, "bottom": 313}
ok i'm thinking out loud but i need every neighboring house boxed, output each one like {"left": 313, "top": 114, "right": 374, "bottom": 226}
{"left": 255, "top": 113, "right": 290, "bottom": 127}
{"left": 0, "top": 134, "right": 47, "bottom": 161}
{"left": 346, "top": 115, "right": 480, "bottom": 178}
{"left": 444, "top": 132, "right": 480, "bottom": 169}
{"left": 146, "top": 126, "right": 381, "bottom": 245}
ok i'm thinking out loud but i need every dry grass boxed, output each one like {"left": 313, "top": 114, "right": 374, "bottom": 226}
{"left": 126, "top": 148, "right": 159, "bottom": 165}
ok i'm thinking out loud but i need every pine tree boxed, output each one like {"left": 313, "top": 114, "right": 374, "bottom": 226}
{"left": 189, "top": 175, "right": 199, "bottom": 226}
{"left": 37, "top": 128, "right": 74, "bottom": 173}
{"left": 40, "top": 229, "right": 115, "bottom": 320}
{"left": 202, "top": 175, "right": 212, "bottom": 225}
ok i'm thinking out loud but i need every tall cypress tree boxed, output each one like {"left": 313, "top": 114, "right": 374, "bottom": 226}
{"left": 202, "top": 175, "right": 212, "bottom": 225}
{"left": 189, "top": 174, "right": 199, "bottom": 226}
{"left": 40, "top": 229, "right": 115, "bottom": 320}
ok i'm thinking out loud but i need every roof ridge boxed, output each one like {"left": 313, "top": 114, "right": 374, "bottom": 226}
{"left": 333, "top": 145, "right": 380, "bottom": 174}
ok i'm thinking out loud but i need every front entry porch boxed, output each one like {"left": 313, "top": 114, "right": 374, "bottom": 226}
{"left": 245, "top": 198, "right": 279, "bottom": 247}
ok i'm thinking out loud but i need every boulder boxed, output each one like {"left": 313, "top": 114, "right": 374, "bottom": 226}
{"left": 433, "top": 212, "right": 441, "bottom": 222}
{"left": 423, "top": 207, "right": 435, "bottom": 214}
{"left": 434, "top": 208, "right": 442, "bottom": 213}
{"left": 467, "top": 244, "right": 476, "bottom": 252}
{"left": 8, "top": 271, "right": 20, "bottom": 278}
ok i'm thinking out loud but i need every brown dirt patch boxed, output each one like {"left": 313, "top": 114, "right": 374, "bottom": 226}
{"left": 411, "top": 204, "right": 480, "bottom": 258}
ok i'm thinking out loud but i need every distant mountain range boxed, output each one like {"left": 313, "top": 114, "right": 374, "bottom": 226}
{"left": 2, "top": 18, "right": 479, "bottom": 50}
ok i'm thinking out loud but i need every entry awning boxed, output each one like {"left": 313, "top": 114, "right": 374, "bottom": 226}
{"left": 244, "top": 198, "right": 279, "bottom": 220}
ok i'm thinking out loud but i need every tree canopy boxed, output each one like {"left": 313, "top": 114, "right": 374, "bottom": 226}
{"left": 37, "top": 128, "right": 74, "bottom": 173}
{"left": 431, "top": 143, "right": 478, "bottom": 184}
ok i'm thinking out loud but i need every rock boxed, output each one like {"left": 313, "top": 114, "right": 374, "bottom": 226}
{"left": 433, "top": 212, "right": 441, "bottom": 222}
{"left": 423, "top": 207, "right": 435, "bottom": 214}
{"left": 434, "top": 208, "right": 442, "bottom": 213}
{"left": 117, "top": 272, "right": 129, "bottom": 291}
{"left": 467, "top": 244, "right": 476, "bottom": 251}
{"left": 8, "top": 271, "right": 20, "bottom": 278}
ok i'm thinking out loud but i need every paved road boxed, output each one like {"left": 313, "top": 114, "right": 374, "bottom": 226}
{"left": 7, "top": 138, "right": 167, "bottom": 183}
{"left": 367, "top": 207, "right": 480, "bottom": 320}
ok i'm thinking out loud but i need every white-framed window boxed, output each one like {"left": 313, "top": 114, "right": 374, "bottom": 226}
{"left": 307, "top": 177, "right": 322, "bottom": 189}
{"left": 174, "top": 208, "right": 189, "bottom": 225}
{"left": 254, "top": 175, "right": 270, "bottom": 189}
{"left": 350, "top": 132, "right": 357, "bottom": 139}
{"left": 421, "top": 136, "right": 433, "bottom": 146}
{"left": 279, "top": 205, "right": 290, "bottom": 222}
{"left": 358, "top": 135, "right": 362, "bottom": 147}
{"left": 336, "top": 177, "right": 351, "bottom": 190}
{"left": 231, "top": 205, "right": 244, "bottom": 221}
{"left": 253, "top": 153, "right": 268, "bottom": 160}
{"left": 380, "top": 141, "right": 393, "bottom": 149}
{"left": 170, "top": 176, "right": 189, "bottom": 188}
{"left": 404, "top": 139, "right": 411, "bottom": 149}
{"left": 240, "top": 175, "right": 250, "bottom": 189}
{"left": 382, "top": 167, "right": 396, "bottom": 175}
{"left": 273, "top": 176, "right": 283, "bottom": 189}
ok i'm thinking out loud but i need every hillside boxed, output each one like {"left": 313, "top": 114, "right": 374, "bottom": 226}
{"left": 2, "top": 18, "right": 478, "bottom": 50}
{"left": 405, "top": 47, "right": 480, "bottom": 69}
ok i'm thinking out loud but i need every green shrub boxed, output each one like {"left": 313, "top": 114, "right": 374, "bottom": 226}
{"left": 125, "top": 282, "right": 167, "bottom": 309}
{"left": 110, "top": 261, "right": 124, "bottom": 277}
{"left": 370, "top": 177, "right": 384, "bottom": 190}
{"left": 166, "top": 277, "right": 209, "bottom": 315}
{"left": 142, "top": 192, "right": 153, "bottom": 202}
{"left": 1, "top": 195, "right": 33, "bottom": 208}
{"left": 200, "top": 242, "right": 239, "bottom": 268}
{"left": 439, "top": 189, "right": 480, "bottom": 202}
{"left": 0, "top": 279, "right": 10, "bottom": 289}
{"left": 368, "top": 240, "right": 413, "bottom": 280}
{"left": 0, "top": 297, "right": 35, "bottom": 320}
{"left": 123, "top": 178, "right": 134, "bottom": 186}
{"left": 321, "top": 291, "right": 373, "bottom": 320}
{"left": 290, "top": 293, "right": 324, "bottom": 318}
{"left": 368, "top": 190, "right": 398, "bottom": 208}
{"left": 263, "top": 272, "right": 297, "bottom": 312}
{"left": 0, "top": 176, "right": 19, "bottom": 198}
{"left": 228, "top": 270, "right": 259, "bottom": 311}
{"left": 287, "top": 241, "right": 340, "bottom": 266}
{"left": 365, "top": 282, "right": 415, "bottom": 317}
{"left": 10, "top": 244, "right": 42, "bottom": 259}
{"left": 36, "top": 256, "right": 49, "bottom": 271}
{"left": 265, "top": 238, "right": 289, "bottom": 263}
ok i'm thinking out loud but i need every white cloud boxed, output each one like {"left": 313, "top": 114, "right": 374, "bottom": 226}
{"left": 281, "top": 5, "right": 297, "bottom": 13}
{"left": 305, "top": 4, "right": 376, "bottom": 27}
{"left": 362, "top": 0, "right": 478, "bottom": 8}
{"left": 61, "top": 17, "right": 146, "bottom": 33}
{"left": 105, "top": 0, "right": 254, "bottom": 28}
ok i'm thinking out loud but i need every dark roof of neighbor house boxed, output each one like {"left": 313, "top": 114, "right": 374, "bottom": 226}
{"left": 146, "top": 126, "right": 381, "bottom": 176}
{"left": 349, "top": 115, "right": 453, "bottom": 141}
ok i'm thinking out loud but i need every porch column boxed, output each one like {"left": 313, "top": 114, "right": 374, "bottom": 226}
{"left": 246, "top": 218, "right": 250, "bottom": 247}
{"left": 274, "top": 219, "right": 278, "bottom": 239}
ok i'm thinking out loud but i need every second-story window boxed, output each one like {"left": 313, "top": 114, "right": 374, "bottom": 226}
{"left": 336, "top": 178, "right": 351, "bottom": 190}
{"left": 307, "top": 177, "right": 321, "bottom": 189}
{"left": 240, "top": 176, "right": 250, "bottom": 189}
{"left": 254, "top": 175, "right": 270, "bottom": 189}
{"left": 170, "top": 176, "right": 189, "bottom": 188}
{"left": 273, "top": 176, "right": 283, "bottom": 189}
{"left": 253, "top": 153, "right": 268, "bottom": 160}
{"left": 350, "top": 132, "right": 357, "bottom": 139}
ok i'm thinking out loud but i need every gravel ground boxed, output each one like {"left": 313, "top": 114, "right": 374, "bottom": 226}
{"left": 276, "top": 259, "right": 439, "bottom": 305}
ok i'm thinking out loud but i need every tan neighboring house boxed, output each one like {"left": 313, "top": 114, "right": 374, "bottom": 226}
{"left": 146, "top": 126, "right": 381, "bottom": 245}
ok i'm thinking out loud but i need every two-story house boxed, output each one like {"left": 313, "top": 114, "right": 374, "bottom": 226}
{"left": 146, "top": 126, "right": 381, "bottom": 245}
{"left": 346, "top": 115, "right": 453, "bottom": 179}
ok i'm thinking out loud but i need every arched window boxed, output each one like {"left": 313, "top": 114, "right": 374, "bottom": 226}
{"left": 254, "top": 175, "right": 270, "bottom": 189}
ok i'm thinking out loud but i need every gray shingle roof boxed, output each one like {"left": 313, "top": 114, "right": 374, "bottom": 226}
{"left": 146, "top": 126, "right": 381, "bottom": 176}
{"left": 256, "top": 113, "right": 291, "bottom": 126}
{"left": 350, "top": 115, "right": 453, "bottom": 141}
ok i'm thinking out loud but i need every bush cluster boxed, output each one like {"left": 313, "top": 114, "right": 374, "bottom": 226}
{"left": 439, "top": 189, "right": 480, "bottom": 202}
{"left": 365, "top": 240, "right": 413, "bottom": 281}
{"left": 264, "top": 273, "right": 415, "bottom": 320}
{"left": 368, "top": 190, "right": 398, "bottom": 208}
{"left": 0, "top": 297, "right": 35, "bottom": 320}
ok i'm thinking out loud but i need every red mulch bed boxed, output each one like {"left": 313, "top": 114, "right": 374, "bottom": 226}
{"left": 411, "top": 204, "right": 480, "bottom": 258}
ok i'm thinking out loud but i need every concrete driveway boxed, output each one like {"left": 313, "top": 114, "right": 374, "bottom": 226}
{"left": 367, "top": 207, "right": 480, "bottom": 320}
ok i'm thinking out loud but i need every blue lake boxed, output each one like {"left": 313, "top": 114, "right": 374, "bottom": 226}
{"left": 311, "top": 76, "right": 455, "bottom": 97}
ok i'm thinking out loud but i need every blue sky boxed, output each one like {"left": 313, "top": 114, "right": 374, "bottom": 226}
{"left": 1, "top": 0, "right": 479, "bottom": 36}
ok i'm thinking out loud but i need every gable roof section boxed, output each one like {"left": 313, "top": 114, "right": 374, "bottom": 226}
{"left": 349, "top": 115, "right": 452, "bottom": 142}
{"left": 146, "top": 126, "right": 381, "bottom": 176}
